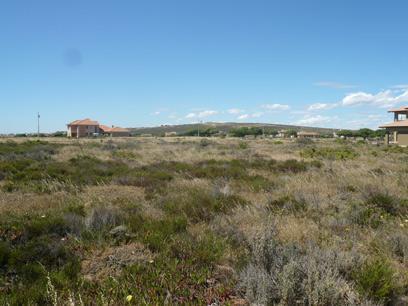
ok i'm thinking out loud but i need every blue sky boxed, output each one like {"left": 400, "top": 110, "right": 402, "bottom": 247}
{"left": 1, "top": 0, "right": 408, "bottom": 133}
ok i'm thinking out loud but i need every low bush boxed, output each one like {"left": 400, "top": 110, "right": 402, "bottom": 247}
{"left": 301, "top": 146, "right": 358, "bottom": 160}
{"left": 267, "top": 195, "right": 307, "bottom": 213}
{"left": 238, "top": 141, "right": 249, "bottom": 149}
{"left": 295, "top": 137, "right": 314, "bottom": 146}
{"left": 86, "top": 205, "right": 124, "bottom": 232}
{"left": 162, "top": 189, "right": 248, "bottom": 223}
{"left": 352, "top": 258, "right": 397, "bottom": 303}
{"left": 239, "top": 225, "right": 361, "bottom": 305}
{"left": 347, "top": 202, "right": 385, "bottom": 228}
{"left": 364, "top": 191, "right": 405, "bottom": 216}
{"left": 0, "top": 140, "right": 60, "bottom": 161}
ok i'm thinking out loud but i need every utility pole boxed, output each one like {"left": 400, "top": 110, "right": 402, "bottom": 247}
{"left": 37, "top": 112, "right": 40, "bottom": 138}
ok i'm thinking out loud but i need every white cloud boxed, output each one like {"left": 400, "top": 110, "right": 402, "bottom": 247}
{"left": 314, "top": 81, "right": 357, "bottom": 89}
{"left": 185, "top": 110, "right": 218, "bottom": 119}
{"left": 392, "top": 84, "right": 408, "bottom": 89}
{"left": 198, "top": 110, "right": 218, "bottom": 118}
{"left": 341, "top": 90, "right": 408, "bottom": 108}
{"left": 296, "top": 115, "right": 334, "bottom": 126}
{"left": 261, "top": 104, "right": 290, "bottom": 111}
{"left": 153, "top": 111, "right": 161, "bottom": 115}
{"left": 251, "top": 112, "right": 263, "bottom": 118}
{"left": 227, "top": 108, "right": 244, "bottom": 114}
{"left": 307, "top": 103, "right": 337, "bottom": 111}
{"left": 237, "top": 112, "right": 264, "bottom": 120}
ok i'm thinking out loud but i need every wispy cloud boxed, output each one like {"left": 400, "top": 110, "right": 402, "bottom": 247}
{"left": 168, "top": 113, "right": 178, "bottom": 119}
{"left": 307, "top": 103, "right": 337, "bottom": 111}
{"left": 295, "top": 114, "right": 335, "bottom": 126}
{"left": 237, "top": 114, "right": 249, "bottom": 120}
{"left": 227, "top": 108, "right": 244, "bottom": 114}
{"left": 198, "top": 110, "right": 218, "bottom": 118}
{"left": 314, "top": 81, "right": 357, "bottom": 89}
{"left": 237, "top": 112, "right": 263, "bottom": 120}
{"left": 341, "top": 89, "right": 408, "bottom": 108}
{"left": 185, "top": 110, "right": 218, "bottom": 119}
{"left": 391, "top": 84, "right": 408, "bottom": 89}
{"left": 261, "top": 103, "right": 290, "bottom": 111}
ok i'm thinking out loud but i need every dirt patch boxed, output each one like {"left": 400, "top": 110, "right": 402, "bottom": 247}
{"left": 81, "top": 242, "right": 154, "bottom": 282}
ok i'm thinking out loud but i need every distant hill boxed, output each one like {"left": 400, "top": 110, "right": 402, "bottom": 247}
{"left": 128, "top": 122, "right": 338, "bottom": 136}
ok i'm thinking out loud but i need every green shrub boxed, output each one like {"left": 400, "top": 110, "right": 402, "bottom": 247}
{"left": 0, "top": 140, "right": 60, "bottom": 161}
{"left": 365, "top": 192, "right": 401, "bottom": 216}
{"left": 295, "top": 137, "right": 314, "bottom": 146}
{"left": 230, "top": 127, "right": 262, "bottom": 137}
{"left": 0, "top": 241, "right": 11, "bottom": 268}
{"left": 163, "top": 190, "right": 247, "bottom": 223}
{"left": 24, "top": 216, "right": 70, "bottom": 240}
{"left": 300, "top": 146, "right": 358, "bottom": 160}
{"left": 267, "top": 195, "right": 307, "bottom": 213}
{"left": 353, "top": 259, "right": 397, "bottom": 303}
{"left": 112, "top": 150, "right": 141, "bottom": 160}
{"left": 139, "top": 216, "right": 188, "bottom": 252}
{"left": 275, "top": 159, "right": 307, "bottom": 173}
{"left": 199, "top": 139, "right": 212, "bottom": 147}
{"left": 243, "top": 175, "right": 273, "bottom": 191}
{"left": 169, "top": 232, "right": 225, "bottom": 267}
{"left": 347, "top": 202, "right": 384, "bottom": 228}
{"left": 238, "top": 142, "right": 249, "bottom": 149}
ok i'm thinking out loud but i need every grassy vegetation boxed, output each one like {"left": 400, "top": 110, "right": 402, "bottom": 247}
{"left": 0, "top": 137, "right": 407, "bottom": 305}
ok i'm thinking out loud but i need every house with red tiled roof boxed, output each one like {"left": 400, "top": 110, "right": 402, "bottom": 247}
{"left": 67, "top": 119, "right": 100, "bottom": 138}
{"left": 99, "top": 125, "right": 131, "bottom": 137}
{"left": 380, "top": 106, "right": 408, "bottom": 146}
{"left": 67, "top": 119, "right": 131, "bottom": 138}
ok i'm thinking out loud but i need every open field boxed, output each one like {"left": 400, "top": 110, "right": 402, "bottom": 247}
{"left": 0, "top": 137, "right": 407, "bottom": 305}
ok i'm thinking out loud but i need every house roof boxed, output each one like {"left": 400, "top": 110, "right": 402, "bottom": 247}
{"left": 379, "top": 120, "right": 408, "bottom": 128}
{"left": 68, "top": 118, "right": 99, "bottom": 126}
{"left": 110, "top": 127, "right": 130, "bottom": 133}
{"left": 388, "top": 106, "right": 408, "bottom": 113}
{"left": 68, "top": 118, "right": 129, "bottom": 133}
{"left": 99, "top": 125, "right": 130, "bottom": 133}
{"left": 98, "top": 125, "right": 112, "bottom": 132}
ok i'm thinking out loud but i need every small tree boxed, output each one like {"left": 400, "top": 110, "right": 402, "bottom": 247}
{"left": 374, "top": 129, "right": 386, "bottom": 138}
{"left": 264, "top": 128, "right": 278, "bottom": 136}
{"left": 286, "top": 129, "right": 297, "bottom": 137}
{"left": 337, "top": 130, "right": 354, "bottom": 138}
{"left": 356, "top": 128, "right": 374, "bottom": 139}
{"left": 230, "top": 127, "right": 263, "bottom": 137}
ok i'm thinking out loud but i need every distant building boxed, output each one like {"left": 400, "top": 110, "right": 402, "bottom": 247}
{"left": 67, "top": 119, "right": 100, "bottom": 138}
{"left": 165, "top": 132, "right": 177, "bottom": 137}
{"left": 99, "top": 125, "right": 131, "bottom": 137}
{"left": 277, "top": 130, "right": 288, "bottom": 138}
{"left": 297, "top": 131, "right": 320, "bottom": 138}
{"left": 67, "top": 119, "right": 130, "bottom": 138}
{"left": 379, "top": 106, "right": 408, "bottom": 146}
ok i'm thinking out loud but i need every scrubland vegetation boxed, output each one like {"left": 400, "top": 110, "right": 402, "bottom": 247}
{"left": 0, "top": 137, "right": 407, "bottom": 305}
